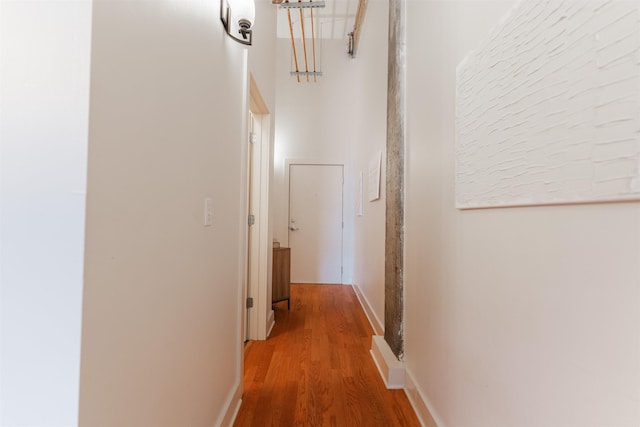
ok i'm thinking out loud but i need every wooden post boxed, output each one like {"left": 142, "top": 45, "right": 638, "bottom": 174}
{"left": 384, "top": 0, "right": 405, "bottom": 360}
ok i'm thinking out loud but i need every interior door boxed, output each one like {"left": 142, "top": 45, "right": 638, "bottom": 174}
{"left": 288, "top": 164, "right": 343, "bottom": 284}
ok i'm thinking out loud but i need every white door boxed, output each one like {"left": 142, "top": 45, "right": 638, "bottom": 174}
{"left": 288, "top": 164, "right": 343, "bottom": 284}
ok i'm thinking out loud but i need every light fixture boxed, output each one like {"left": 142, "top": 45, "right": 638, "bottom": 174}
{"left": 220, "top": 0, "right": 256, "bottom": 46}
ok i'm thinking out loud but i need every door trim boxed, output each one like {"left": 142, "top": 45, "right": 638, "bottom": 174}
{"left": 245, "top": 74, "right": 273, "bottom": 342}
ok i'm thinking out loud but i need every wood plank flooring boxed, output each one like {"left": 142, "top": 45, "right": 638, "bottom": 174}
{"left": 234, "top": 284, "right": 421, "bottom": 427}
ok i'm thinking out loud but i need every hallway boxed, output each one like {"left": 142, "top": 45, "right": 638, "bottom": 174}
{"left": 234, "top": 284, "right": 421, "bottom": 426}
{"left": 4, "top": 0, "right": 639, "bottom": 424}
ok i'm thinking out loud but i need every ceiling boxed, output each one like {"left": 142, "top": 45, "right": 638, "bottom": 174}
{"left": 275, "top": 0, "right": 359, "bottom": 40}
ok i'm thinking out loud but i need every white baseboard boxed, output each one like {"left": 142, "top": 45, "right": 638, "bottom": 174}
{"left": 215, "top": 380, "right": 242, "bottom": 427}
{"left": 266, "top": 309, "right": 275, "bottom": 338}
{"left": 404, "top": 367, "right": 444, "bottom": 427}
{"left": 352, "top": 284, "right": 384, "bottom": 335}
{"left": 370, "top": 335, "right": 405, "bottom": 389}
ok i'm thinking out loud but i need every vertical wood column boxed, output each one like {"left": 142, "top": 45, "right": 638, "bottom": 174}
{"left": 384, "top": 0, "right": 406, "bottom": 359}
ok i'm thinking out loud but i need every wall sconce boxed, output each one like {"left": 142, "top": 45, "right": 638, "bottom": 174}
{"left": 220, "top": 0, "right": 255, "bottom": 46}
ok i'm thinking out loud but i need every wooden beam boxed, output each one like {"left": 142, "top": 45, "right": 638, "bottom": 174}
{"left": 310, "top": 0, "right": 317, "bottom": 82}
{"left": 286, "top": 1, "right": 301, "bottom": 83}
{"left": 298, "top": 0, "right": 310, "bottom": 82}
{"left": 348, "top": 0, "right": 368, "bottom": 58}
{"left": 384, "top": 0, "right": 406, "bottom": 360}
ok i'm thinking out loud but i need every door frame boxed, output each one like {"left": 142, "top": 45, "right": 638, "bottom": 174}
{"left": 245, "top": 74, "right": 274, "bottom": 342}
{"left": 284, "top": 160, "right": 345, "bottom": 284}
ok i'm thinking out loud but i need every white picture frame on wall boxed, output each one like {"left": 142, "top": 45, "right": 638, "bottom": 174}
{"left": 368, "top": 151, "right": 382, "bottom": 202}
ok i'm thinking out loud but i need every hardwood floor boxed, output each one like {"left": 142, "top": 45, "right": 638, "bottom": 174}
{"left": 234, "top": 284, "right": 421, "bottom": 427}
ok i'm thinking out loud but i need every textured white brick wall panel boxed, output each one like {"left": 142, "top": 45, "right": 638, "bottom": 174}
{"left": 456, "top": 0, "right": 640, "bottom": 209}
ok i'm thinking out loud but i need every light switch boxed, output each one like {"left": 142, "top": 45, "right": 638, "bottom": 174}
{"left": 204, "top": 197, "right": 213, "bottom": 226}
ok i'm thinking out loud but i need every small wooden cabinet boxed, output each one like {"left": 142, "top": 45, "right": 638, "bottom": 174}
{"left": 272, "top": 247, "right": 290, "bottom": 309}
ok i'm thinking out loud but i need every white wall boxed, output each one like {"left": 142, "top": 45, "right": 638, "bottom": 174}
{"left": 403, "top": 1, "right": 640, "bottom": 426}
{"left": 350, "top": 0, "right": 389, "bottom": 332}
{"left": 250, "top": 1, "right": 278, "bottom": 108}
{"left": 273, "top": 33, "right": 373, "bottom": 284}
{"left": 0, "top": 1, "right": 92, "bottom": 425}
{"left": 78, "top": 1, "right": 254, "bottom": 425}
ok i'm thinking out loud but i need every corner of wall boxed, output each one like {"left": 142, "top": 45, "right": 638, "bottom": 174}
{"left": 215, "top": 379, "right": 243, "bottom": 427}
{"left": 353, "top": 283, "right": 384, "bottom": 335}
{"left": 404, "top": 367, "right": 443, "bottom": 427}
{"left": 266, "top": 309, "right": 275, "bottom": 337}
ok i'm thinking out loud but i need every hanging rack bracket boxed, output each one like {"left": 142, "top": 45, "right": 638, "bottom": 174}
{"left": 290, "top": 71, "right": 323, "bottom": 77}
{"left": 279, "top": 1, "right": 325, "bottom": 9}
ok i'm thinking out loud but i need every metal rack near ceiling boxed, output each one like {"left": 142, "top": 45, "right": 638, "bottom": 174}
{"left": 274, "top": 0, "right": 368, "bottom": 83}
{"left": 278, "top": 1, "right": 325, "bottom": 83}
